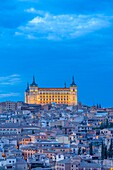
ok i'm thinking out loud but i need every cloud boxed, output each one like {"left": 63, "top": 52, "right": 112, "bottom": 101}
{"left": 25, "top": 7, "right": 37, "bottom": 13}
{"left": 0, "top": 93, "right": 20, "bottom": 98}
{"left": 16, "top": 12, "right": 113, "bottom": 40}
{"left": 24, "top": 8, "right": 43, "bottom": 14}
{"left": 0, "top": 74, "right": 21, "bottom": 85}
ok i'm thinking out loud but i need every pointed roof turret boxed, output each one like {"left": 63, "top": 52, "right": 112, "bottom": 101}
{"left": 25, "top": 82, "right": 29, "bottom": 92}
{"left": 30, "top": 75, "right": 38, "bottom": 86}
{"left": 64, "top": 82, "right": 66, "bottom": 88}
{"left": 70, "top": 76, "right": 77, "bottom": 87}
{"left": 33, "top": 75, "right": 35, "bottom": 84}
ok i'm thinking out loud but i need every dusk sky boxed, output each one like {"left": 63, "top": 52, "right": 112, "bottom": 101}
{"left": 0, "top": 0, "right": 113, "bottom": 107}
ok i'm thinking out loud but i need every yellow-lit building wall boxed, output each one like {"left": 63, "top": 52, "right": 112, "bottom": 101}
{"left": 25, "top": 87, "right": 77, "bottom": 106}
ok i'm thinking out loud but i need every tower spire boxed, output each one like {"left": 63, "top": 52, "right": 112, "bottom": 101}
{"left": 72, "top": 76, "right": 75, "bottom": 84}
{"left": 64, "top": 82, "right": 66, "bottom": 88}
{"left": 26, "top": 82, "right": 29, "bottom": 92}
{"left": 33, "top": 75, "right": 35, "bottom": 84}
{"left": 30, "top": 75, "right": 38, "bottom": 86}
{"left": 27, "top": 82, "right": 29, "bottom": 88}
{"left": 70, "top": 76, "right": 76, "bottom": 86}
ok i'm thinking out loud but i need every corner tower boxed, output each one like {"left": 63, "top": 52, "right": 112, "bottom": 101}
{"left": 25, "top": 82, "right": 29, "bottom": 103}
{"left": 25, "top": 76, "right": 40, "bottom": 104}
{"left": 69, "top": 76, "right": 78, "bottom": 105}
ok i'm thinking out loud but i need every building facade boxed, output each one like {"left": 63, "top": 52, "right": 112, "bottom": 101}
{"left": 25, "top": 76, "right": 78, "bottom": 106}
{"left": 0, "top": 101, "right": 17, "bottom": 113}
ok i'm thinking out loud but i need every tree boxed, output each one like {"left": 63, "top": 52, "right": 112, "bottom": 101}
{"left": 108, "top": 122, "right": 113, "bottom": 128}
{"left": 89, "top": 142, "right": 93, "bottom": 155}
{"left": 32, "top": 130, "right": 35, "bottom": 134}
{"left": 100, "top": 122, "right": 105, "bottom": 129}
{"left": 104, "top": 145, "right": 107, "bottom": 159}
{"left": 97, "top": 104, "right": 99, "bottom": 109}
{"left": 105, "top": 118, "right": 109, "bottom": 128}
{"left": 108, "top": 139, "right": 113, "bottom": 158}
{"left": 101, "top": 141, "right": 108, "bottom": 160}
{"left": 78, "top": 147, "right": 81, "bottom": 155}
{"left": 101, "top": 141, "right": 105, "bottom": 160}
{"left": 100, "top": 119, "right": 109, "bottom": 129}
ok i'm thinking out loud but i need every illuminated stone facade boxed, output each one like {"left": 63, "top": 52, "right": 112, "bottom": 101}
{"left": 25, "top": 76, "right": 77, "bottom": 105}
